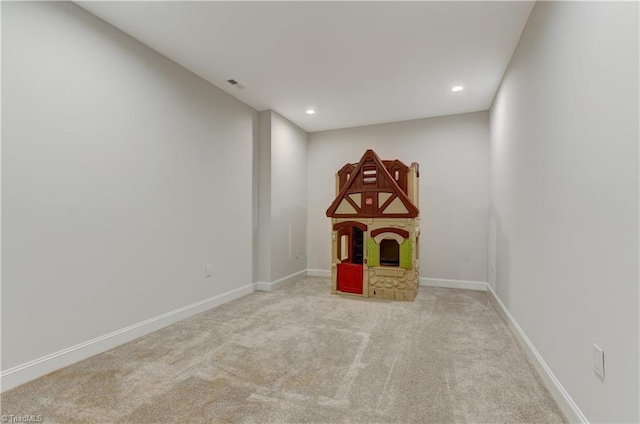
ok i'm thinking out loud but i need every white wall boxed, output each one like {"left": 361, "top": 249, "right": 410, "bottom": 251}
{"left": 2, "top": 1, "right": 256, "bottom": 373}
{"left": 270, "top": 112, "right": 308, "bottom": 281}
{"left": 307, "top": 112, "right": 489, "bottom": 282}
{"left": 490, "top": 2, "right": 639, "bottom": 422}
{"left": 256, "top": 111, "right": 272, "bottom": 282}
{"left": 255, "top": 110, "right": 308, "bottom": 284}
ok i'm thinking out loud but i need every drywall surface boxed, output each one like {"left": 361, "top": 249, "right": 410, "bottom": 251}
{"left": 270, "top": 111, "right": 308, "bottom": 281}
{"left": 2, "top": 2, "right": 256, "bottom": 370}
{"left": 307, "top": 112, "right": 489, "bottom": 282}
{"left": 256, "top": 111, "right": 272, "bottom": 282}
{"left": 490, "top": 2, "right": 639, "bottom": 422}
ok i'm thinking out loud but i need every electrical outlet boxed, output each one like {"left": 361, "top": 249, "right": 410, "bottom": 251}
{"left": 205, "top": 265, "right": 213, "bottom": 277}
{"left": 593, "top": 343, "right": 604, "bottom": 379}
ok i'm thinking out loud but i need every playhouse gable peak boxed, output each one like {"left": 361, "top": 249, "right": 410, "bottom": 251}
{"left": 326, "top": 149, "right": 419, "bottom": 218}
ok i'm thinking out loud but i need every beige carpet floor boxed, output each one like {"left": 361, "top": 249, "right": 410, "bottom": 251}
{"left": 1, "top": 277, "right": 566, "bottom": 423}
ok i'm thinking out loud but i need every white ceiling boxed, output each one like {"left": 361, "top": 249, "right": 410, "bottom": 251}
{"left": 77, "top": 1, "right": 534, "bottom": 133}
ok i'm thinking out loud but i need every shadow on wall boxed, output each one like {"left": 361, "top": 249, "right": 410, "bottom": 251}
{"left": 489, "top": 204, "right": 510, "bottom": 308}
{"left": 271, "top": 206, "right": 308, "bottom": 281}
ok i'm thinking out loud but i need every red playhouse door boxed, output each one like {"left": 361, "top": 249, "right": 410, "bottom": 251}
{"left": 337, "top": 263, "right": 363, "bottom": 294}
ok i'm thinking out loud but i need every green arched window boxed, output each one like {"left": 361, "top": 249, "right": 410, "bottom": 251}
{"left": 367, "top": 237, "right": 412, "bottom": 269}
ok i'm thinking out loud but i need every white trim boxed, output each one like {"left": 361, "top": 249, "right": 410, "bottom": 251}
{"left": 307, "top": 268, "right": 331, "bottom": 278}
{"left": 0, "top": 283, "right": 256, "bottom": 392}
{"left": 304, "top": 272, "right": 489, "bottom": 292}
{"left": 485, "top": 284, "right": 588, "bottom": 424}
{"left": 419, "top": 277, "right": 488, "bottom": 291}
{"left": 255, "top": 269, "right": 307, "bottom": 292}
{"left": 255, "top": 281, "right": 272, "bottom": 291}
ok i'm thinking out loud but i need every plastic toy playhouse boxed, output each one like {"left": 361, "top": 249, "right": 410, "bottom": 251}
{"left": 326, "top": 149, "right": 420, "bottom": 301}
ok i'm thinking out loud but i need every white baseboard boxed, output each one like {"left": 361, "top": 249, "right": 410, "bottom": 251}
{"left": 485, "top": 284, "right": 588, "bottom": 424}
{"left": 307, "top": 268, "right": 331, "bottom": 278}
{"left": 0, "top": 283, "right": 256, "bottom": 392}
{"left": 255, "top": 281, "right": 271, "bottom": 291}
{"left": 256, "top": 269, "right": 307, "bottom": 292}
{"left": 419, "top": 277, "right": 488, "bottom": 291}
{"left": 303, "top": 271, "right": 488, "bottom": 292}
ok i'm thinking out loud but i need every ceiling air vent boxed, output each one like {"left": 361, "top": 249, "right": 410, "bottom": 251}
{"left": 227, "top": 79, "right": 244, "bottom": 89}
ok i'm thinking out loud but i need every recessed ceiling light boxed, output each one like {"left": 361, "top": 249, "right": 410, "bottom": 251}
{"left": 306, "top": 109, "right": 316, "bottom": 115}
{"left": 451, "top": 86, "right": 464, "bottom": 92}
